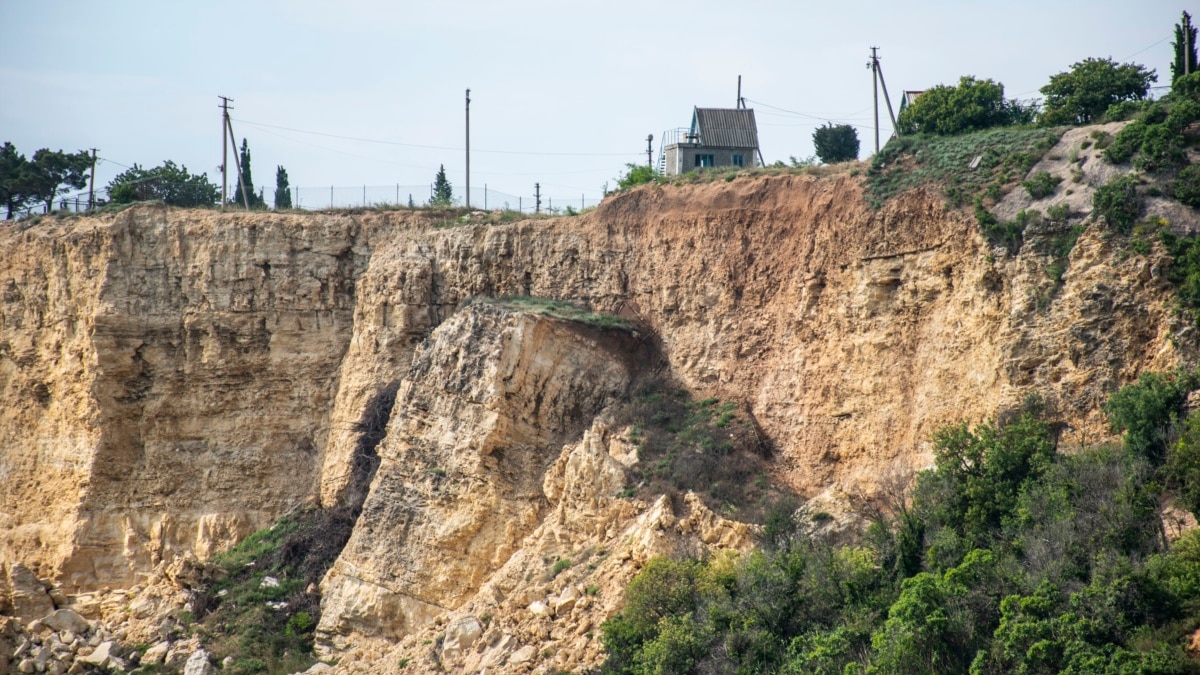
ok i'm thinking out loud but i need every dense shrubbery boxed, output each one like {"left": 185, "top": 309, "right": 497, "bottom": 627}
{"left": 896, "top": 77, "right": 1031, "bottom": 136}
{"left": 602, "top": 382, "right": 1200, "bottom": 674}
{"left": 1039, "top": 58, "right": 1157, "bottom": 126}
{"left": 616, "top": 163, "right": 660, "bottom": 191}
{"left": 107, "top": 161, "right": 220, "bottom": 207}
{"left": 1093, "top": 174, "right": 1142, "bottom": 233}
{"left": 812, "top": 123, "right": 861, "bottom": 163}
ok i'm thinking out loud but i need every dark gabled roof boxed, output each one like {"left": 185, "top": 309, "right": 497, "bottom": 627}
{"left": 691, "top": 107, "right": 759, "bottom": 149}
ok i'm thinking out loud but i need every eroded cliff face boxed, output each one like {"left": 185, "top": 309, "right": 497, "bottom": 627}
{"left": 1, "top": 148, "right": 1195, "bottom": 672}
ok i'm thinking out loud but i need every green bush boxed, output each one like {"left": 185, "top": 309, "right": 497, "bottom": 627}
{"left": 1093, "top": 175, "right": 1141, "bottom": 233}
{"left": 812, "top": 123, "right": 860, "bottom": 163}
{"left": 1039, "top": 57, "right": 1157, "bottom": 125}
{"left": 896, "top": 77, "right": 1023, "bottom": 135}
{"left": 1172, "top": 164, "right": 1200, "bottom": 207}
{"left": 1105, "top": 369, "right": 1199, "bottom": 464}
{"left": 616, "top": 164, "right": 659, "bottom": 191}
{"left": 602, "top": 384, "right": 1200, "bottom": 674}
{"left": 1022, "top": 171, "right": 1061, "bottom": 199}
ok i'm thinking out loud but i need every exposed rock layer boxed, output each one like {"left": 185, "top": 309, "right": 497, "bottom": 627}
{"left": 0, "top": 156, "right": 1195, "bottom": 671}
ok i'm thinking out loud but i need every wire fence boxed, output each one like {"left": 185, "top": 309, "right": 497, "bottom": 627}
{"left": 289, "top": 184, "right": 603, "bottom": 214}
{"left": 9, "top": 183, "right": 606, "bottom": 219}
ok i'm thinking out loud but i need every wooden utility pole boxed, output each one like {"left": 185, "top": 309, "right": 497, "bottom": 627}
{"left": 869, "top": 47, "right": 880, "bottom": 154}
{"left": 534, "top": 183, "right": 541, "bottom": 214}
{"left": 465, "top": 88, "right": 471, "bottom": 209}
{"left": 646, "top": 134, "right": 654, "bottom": 167}
{"left": 219, "top": 96, "right": 233, "bottom": 210}
{"left": 224, "top": 113, "right": 251, "bottom": 210}
{"left": 87, "top": 148, "right": 97, "bottom": 209}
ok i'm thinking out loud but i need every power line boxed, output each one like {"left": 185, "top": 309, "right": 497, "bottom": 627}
{"left": 232, "top": 118, "right": 640, "bottom": 157}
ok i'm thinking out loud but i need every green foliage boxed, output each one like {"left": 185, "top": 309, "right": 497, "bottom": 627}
{"left": 616, "top": 163, "right": 659, "bottom": 191}
{"left": 1040, "top": 58, "right": 1158, "bottom": 125}
{"left": 1174, "top": 72, "right": 1200, "bottom": 102}
{"left": 432, "top": 163, "right": 453, "bottom": 206}
{"left": 550, "top": 558, "right": 572, "bottom": 578}
{"left": 916, "top": 410, "right": 1055, "bottom": 549}
{"left": 1105, "top": 369, "right": 1199, "bottom": 464}
{"left": 1173, "top": 164, "right": 1200, "bottom": 208}
{"left": 107, "top": 161, "right": 220, "bottom": 208}
{"left": 1093, "top": 175, "right": 1141, "bottom": 233}
{"left": 813, "top": 123, "right": 860, "bottom": 163}
{"left": 896, "top": 77, "right": 1023, "bottom": 135}
{"left": 1159, "top": 230, "right": 1200, "bottom": 324}
{"left": 273, "top": 165, "right": 292, "bottom": 210}
{"left": 189, "top": 507, "right": 357, "bottom": 674}
{"left": 1022, "top": 172, "right": 1061, "bottom": 199}
{"left": 0, "top": 141, "right": 30, "bottom": 219}
{"left": 975, "top": 197, "right": 1027, "bottom": 254}
{"left": 1173, "top": 12, "right": 1199, "bottom": 86}
{"left": 604, "top": 382, "right": 1200, "bottom": 673}
{"left": 231, "top": 138, "right": 264, "bottom": 209}
{"left": 868, "top": 126, "right": 1061, "bottom": 208}
{"left": 1167, "top": 415, "right": 1200, "bottom": 520}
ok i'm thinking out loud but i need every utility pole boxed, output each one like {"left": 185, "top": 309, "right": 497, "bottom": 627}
{"left": 737, "top": 75, "right": 744, "bottom": 109}
{"left": 219, "top": 96, "right": 233, "bottom": 210}
{"left": 534, "top": 183, "right": 541, "bottom": 214}
{"left": 465, "top": 88, "right": 471, "bottom": 209}
{"left": 646, "top": 134, "right": 654, "bottom": 168}
{"left": 1189, "top": 12, "right": 1194, "bottom": 76}
{"left": 225, "top": 113, "right": 251, "bottom": 210}
{"left": 87, "top": 148, "right": 97, "bottom": 209}
{"left": 869, "top": 48, "right": 880, "bottom": 154}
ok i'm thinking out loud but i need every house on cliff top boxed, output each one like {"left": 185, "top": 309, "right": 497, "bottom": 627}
{"left": 659, "top": 107, "right": 761, "bottom": 176}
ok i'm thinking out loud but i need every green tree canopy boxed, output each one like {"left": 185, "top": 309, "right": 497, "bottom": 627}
{"left": 895, "top": 76, "right": 1018, "bottom": 135}
{"left": 274, "top": 165, "right": 292, "bottom": 210}
{"left": 1040, "top": 57, "right": 1157, "bottom": 125}
{"left": 1173, "top": 11, "right": 1198, "bottom": 85}
{"left": 21, "top": 148, "right": 91, "bottom": 214}
{"left": 106, "top": 161, "right": 219, "bottom": 207}
{"left": 0, "top": 142, "right": 31, "bottom": 219}
{"left": 432, "top": 164, "right": 453, "bottom": 206}
{"left": 812, "top": 123, "right": 860, "bottom": 163}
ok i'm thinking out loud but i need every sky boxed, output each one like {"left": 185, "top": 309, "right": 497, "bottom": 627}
{"left": 0, "top": 1, "right": 1188, "bottom": 210}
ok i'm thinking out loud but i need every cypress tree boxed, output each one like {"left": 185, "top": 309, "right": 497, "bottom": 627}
{"left": 432, "top": 164, "right": 453, "bottom": 206}
{"left": 232, "top": 138, "right": 258, "bottom": 208}
{"left": 274, "top": 166, "right": 292, "bottom": 210}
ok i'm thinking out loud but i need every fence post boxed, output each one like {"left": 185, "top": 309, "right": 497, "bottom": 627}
{"left": 484, "top": 184, "right": 487, "bottom": 210}
{"left": 330, "top": 186, "right": 333, "bottom": 209}
{"left": 363, "top": 185, "right": 366, "bottom": 208}
{"left": 294, "top": 186, "right": 299, "bottom": 209}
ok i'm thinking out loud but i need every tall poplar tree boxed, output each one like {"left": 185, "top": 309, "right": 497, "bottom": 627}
{"left": 232, "top": 138, "right": 260, "bottom": 208}
{"left": 274, "top": 165, "right": 292, "bottom": 210}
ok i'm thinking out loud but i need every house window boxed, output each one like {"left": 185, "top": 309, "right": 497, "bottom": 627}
{"left": 695, "top": 154, "right": 715, "bottom": 168}
{"left": 732, "top": 154, "right": 744, "bottom": 167}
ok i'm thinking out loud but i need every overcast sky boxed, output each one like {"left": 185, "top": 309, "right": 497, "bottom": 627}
{"left": 0, "top": 1, "right": 1187, "bottom": 209}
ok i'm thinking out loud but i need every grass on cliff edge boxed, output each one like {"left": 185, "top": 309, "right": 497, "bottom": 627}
{"left": 474, "top": 295, "right": 632, "bottom": 331}
{"left": 170, "top": 507, "right": 355, "bottom": 675}
{"left": 610, "top": 376, "right": 789, "bottom": 524}
{"left": 866, "top": 126, "right": 1065, "bottom": 209}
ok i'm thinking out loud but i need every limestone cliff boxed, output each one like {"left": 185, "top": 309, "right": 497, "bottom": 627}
{"left": 1, "top": 132, "right": 1197, "bottom": 672}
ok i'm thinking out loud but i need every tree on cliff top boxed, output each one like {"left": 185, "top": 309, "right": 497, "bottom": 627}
{"left": 432, "top": 164, "right": 453, "bottom": 206}
{"left": 106, "top": 161, "right": 219, "bottom": 207}
{"left": 274, "top": 165, "right": 292, "bottom": 210}
{"left": 896, "top": 76, "right": 1018, "bottom": 135}
{"left": 1039, "top": 58, "right": 1156, "bottom": 125}
{"left": 812, "top": 123, "right": 860, "bottom": 163}
{"left": 232, "top": 138, "right": 263, "bottom": 209}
